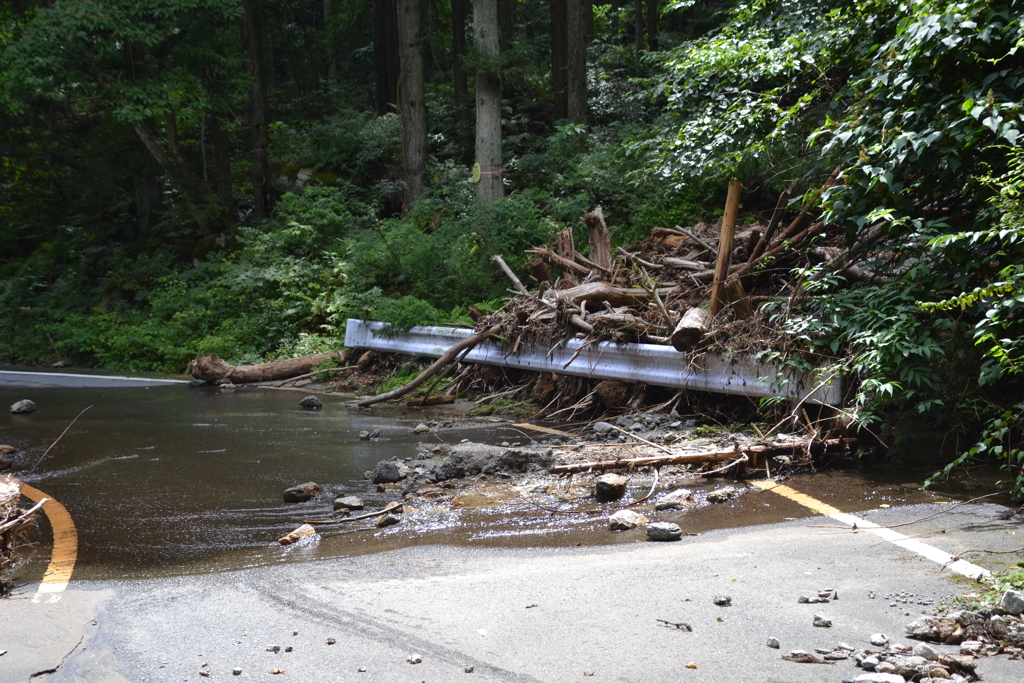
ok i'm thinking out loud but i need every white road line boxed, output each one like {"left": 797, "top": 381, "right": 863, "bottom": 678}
{"left": 752, "top": 481, "right": 990, "bottom": 580}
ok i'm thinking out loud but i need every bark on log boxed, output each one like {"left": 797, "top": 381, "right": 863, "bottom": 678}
{"left": 582, "top": 206, "right": 612, "bottom": 270}
{"left": 589, "top": 312, "right": 665, "bottom": 335}
{"left": 661, "top": 257, "right": 705, "bottom": 271}
{"left": 550, "top": 438, "right": 858, "bottom": 474}
{"left": 406, "top": 394, "right": 457, "bottom": 407}
{"left": 356, "top": 325, "right": 501, "bottom": 407}
{"left": 555, "top": 227, "right": 576, "bottom": 261}
{"left": 529, "top": 247, "right": 591, "bottom": 277}
{"left": 711, "top": 179, "right": 742, "bottom": 315}
{"left": 724, "top": 278, "right": 754, "bottom": 320}
{"left": 189, "top": 352, "right": 342, "bottom": 383}
{"left": 671, "top": 307, "right": 712, "bottom": 352}
{"left": 554, "top": 282, "right": 660, "bottom": 307}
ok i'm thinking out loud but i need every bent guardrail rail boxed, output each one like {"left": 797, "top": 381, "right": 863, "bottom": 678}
{"left": 344, "top": 319, "right": 841, "bottom": 406}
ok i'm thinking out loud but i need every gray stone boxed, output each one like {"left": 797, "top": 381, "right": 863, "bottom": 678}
{"left": 860, "top": 656, "right": 880, "bottom": 670}
{"left": 368, "top": 429, "right": 380, "bottom": 440}
{"left": 706, "top": 486, "right": 736, "bottom": 503}
{"left": 371, "top": 461, "right": 404, "bottom": 484}
{"left": 813, "top": 614, "right": 832, "bottom": 627}
{"left": 713, "top": 594, "right": 732, "bottom": 606}
{"left": 299, "top": 395, "right": 322, "bottom": 409}
{"left": 913, "top": 643, "right": 941, "bottom": 661}
{"left": 958, "top": 640, "right": 982, "bottom": 654}
{"left": 434, "top": 443, "right": 554, "bottom": 480}
{"left": 766, "top": 637, "right": 779, "bottom": 649}
{"left": 333, "top": 495, "right": 364, "bottom": 511}
{"left": 869, "top": 633, "right": 889, "bottom": 646}
{"left": 873, "top": 663, "right": 897, "bottom": 674}
{"left": 283, "top": 482, "right": 321, "bottom": 503}
{"left": 594, "top": 473, "right": 629, "bottom": 501}
{"left": 853, "top": 675, "right": 905, "bottom": 683}
{"left": 1000, "top": 589, "right": 1024, "bottom": 616}
{"left": 233, "top": 668, "right": 242, "bottom": 676}
{"left": 359, "top": 430, "right": 371, "bottom": 440}
{"left": 413, "top": 423, "right": 431, "bottom": 434}
{"left": 375, "top": 513, "right": 401, "bottom": 528}
{"left": 407, "top": 654, "right": 422, "bottom": 664}
{"left": 592, "top": 421, "right": 614, "bottom": 435}
{"left": 10, "top": 399, "right": 36, "bottom": 414}
{"left": 615, "top": 416, "right": 635, "bottom": 428}
{"left": 905, "top": 616, "right": 957, "bottom": 641}
{"left": 927, "top": 667, "right": 951, "bottom": 679}
{"left": 608, "top": 510, "right": 647, "bottom": 531}
{"left": 646, "top": 522, "right": 682, "bottom": 542}
{"left": 654, "top": 488, "right": 695, "bottom": 511}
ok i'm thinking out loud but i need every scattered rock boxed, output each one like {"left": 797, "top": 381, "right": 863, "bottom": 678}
{"left": 375, "top": 513, "right": 401, "bottom": 528}
{"left": 852, "top": 674, "right": 905, "bottom": 683}
{"left": 277, "top": 524, "right": 317, "bottom": 545}
{"left": 433, "top": 443, "right": 554, "bottom": 480}
{"left": 10, "top": 399, "right": 36, "bottom": 414}
{"left": 591, "top": 421, "right": 614, "bottom": 435}
{"left": 595, "top": 473, "right": 628, "bottom": 501}
{"left": 368, "top": 429, "right": 380, "bottom": 440}
{"left": 608, "top": 509, "right": 647, "bottom": 531}
{"left": 372, "top": 461, "right": 404, "bottom": 484}
{"left": 267, "top": 646, "right": 281, "bottom": 653}
{"left": 813, "top": 614, "right": 832, "bottom": 627}
{"left": 912, "top": 643, "right": 941, "bottom": 661}
{"left": 646, "top": 522, "right": 683, "bottom": 541}
{"left": 327, "top": 638, "right": 336, "bottom": 645}
{"left": 706, "top": 486, "right": 736, "bottom": 503}
{"left": 713, "top": 594, "right": 732, "bottom": 607}
{"left": 869, "top": 633, "right": 889, "bottom": 647}
{"left": 407, "top": 654, "right": 423, "bottom": 664}
{"left": 860, "top": 655, "right": 879, "bottom": 670}
{"left": 299, "top": 395, "right": 322, "bottom": 410}
{"left": 465, "top": 665, "right": 475, "bottom": 673}
{"left": 927, "top": 666, "right": 951, "bottom": 679}
{"left": 1001, "top": 589, "right": 1024, "bottom": 616}
{"left": 359, "top": 430, "right": 371, "bottom": 440}
{"left": 654, "top": 488, "right": 695, "bottom": 511}
{"left": 233, "top": 667, "right": 242, "bottom": 676}
{"left": 334, "top": 495, "right": 364, "bottom": 511}
{"left": 413, "top": 423, "right": 431, "bottom": 434}
{"left": 958, "top": 640, "right": 982, "bottom": 655}
{"left": 283, "top": 482, "right": 322, "bottom": 503}
{"left": 358, "top": 666, "right": 367, "bottom": 672}
{"left": 766, "top": 637, "right": 780, "bottom": 649}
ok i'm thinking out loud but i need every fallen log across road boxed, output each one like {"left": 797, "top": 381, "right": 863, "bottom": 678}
{"left": 549, "top": 437, "right": 858, "bottom": 474}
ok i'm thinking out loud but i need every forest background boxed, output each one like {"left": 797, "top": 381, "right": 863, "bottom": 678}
{"left": 2, "top": 0, "right": 1024, "bottom": 495}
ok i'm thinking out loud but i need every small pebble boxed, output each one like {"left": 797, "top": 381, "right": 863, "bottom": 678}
{"left": 284, "top": 646, "right": 293, "bottom": 653}
{"left": 327, "top": 638, "right": 336, "bottom": 645}
{"left": 713, "top": 594, "right": 732, "bottom": 606}
{"left": 233, "top": 668, "right": 242, "bottom": 676}
{"left": 766, "top": 637, "right": 780, "bottom": 649}
{"left": 267, "top": 645, "right": 280, "bottom": 652}
{"left": 812, "top": 614, "right": 832, "bottom": 627}
{"left": 465, "top": 665, "right": 475, "bottom": 673}
{"left": 293, "top": 631, "right": 298, "bottom": 636}
{"left": 408, "top": 654, "right": 423, "bottom": 664}
{"left": 358, "top": 667, "right": 367, "bottom": 672}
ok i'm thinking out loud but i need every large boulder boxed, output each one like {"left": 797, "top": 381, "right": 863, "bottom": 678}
{"left": 283, "top": 482, "right": 322, "bottom": 503}
{"left": 299, "top": 395, "right": 322, "bottom": 410}
{"left": 433, "top": 443, "right": 554, "bottom": 481}
{"left": 594, "top": 473, "right": 628, "bottom": 501}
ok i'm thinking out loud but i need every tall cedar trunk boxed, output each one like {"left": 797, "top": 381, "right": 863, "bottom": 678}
{"left": 551, "top": 0, "right": 568, "bottom": 121}
{"left": 240, "top": 0, "right": 270, "bottom": 222}
{"left": 645, "top": 0, "right": 658, "bottom": 51}
{"left": 565, "top": 0, "right": 586, "bottom": 124}
{"left": 634, "top": 0, "right": 644, "bottom": 52}
{"left": 474, "top": 0, "right": 504, "bottom": 204}
{"left": 210, "top": 117, "right": 234, "bottom": 222}
{"left": 451, "top": 0, "right": 471, "bottom": 160}
{"left": 374, "top": 0, "right": 400, "bottom": 115}
{"left": 397, "top": 0, "right": 427, "bottom": 210}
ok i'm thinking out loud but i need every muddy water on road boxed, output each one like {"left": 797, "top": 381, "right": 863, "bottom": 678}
{"left": 0, "top": 382, "right": 977, "bottom": 583}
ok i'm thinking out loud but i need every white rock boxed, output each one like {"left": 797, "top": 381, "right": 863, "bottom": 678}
{"left": 1000, "top": 589, "right": 1024, "bottom": 616}
{"left": 913, "top": 643, "right": 941, "bottom": 660}
{"left": 654, "top": 488, "right": 695, "bottom": 510}
{"left": 860, "top": 655, "right": 880, "bottom": 670}
{"left": 608, "top": 509, "right": 647, "bottom": 531}
{"left": 706, "top": 486, "right": 736, "bottom": 503}
{"left": 959, "top": 640, "right": 982, "bottom": 654}
{"left": 407, "top": 654, "right": 423, "bottom": 664}
{"left": 853, "top": 675, "right": 906, "bottom": 683}
{"left": 869, "top": 633, "right": 889, "bottom": 646}
{"left": 766, "top": 637, "right": 780, "bottom": 649}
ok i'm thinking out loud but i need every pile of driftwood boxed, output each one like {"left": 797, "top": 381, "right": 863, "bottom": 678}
{"left": 189, "top": 176, "right": 861, "bottom": 419}
{"left": 1, "top": 474, "right": 41, "bottom": 596}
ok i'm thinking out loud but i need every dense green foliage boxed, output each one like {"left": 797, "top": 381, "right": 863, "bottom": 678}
{"left": 2, "top": 0, "right": 1024, "bottom": 493}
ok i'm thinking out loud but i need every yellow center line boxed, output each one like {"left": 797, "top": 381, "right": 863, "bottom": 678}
{"left": 17, "top": 481, "right": 78, "bottom": 603}
{"left": 751, "top": 480, "right": 990, "bottom": 580}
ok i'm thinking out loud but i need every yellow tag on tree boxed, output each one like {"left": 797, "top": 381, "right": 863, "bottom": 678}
{"left": 472, "top": 162, "right": 482, "bottom": 184}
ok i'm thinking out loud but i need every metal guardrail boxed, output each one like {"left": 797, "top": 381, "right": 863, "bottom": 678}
{"left": 345, "top": 319, "right": 841, "bottom": 406}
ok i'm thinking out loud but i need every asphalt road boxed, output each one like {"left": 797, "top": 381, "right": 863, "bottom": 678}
{"left": 4, "top": 499, "right": 1023, "bottom": 683}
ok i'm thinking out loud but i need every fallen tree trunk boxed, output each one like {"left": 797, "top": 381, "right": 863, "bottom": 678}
{"left": 671, "top": 307, "right": 713, "bottom": 352}
{"left": 549, "top": 437, "right": 858, "bottom": 474}
{"left": 190, "top": 351, "right": 342, "bottom": 383}
{"left": 553, "top": 282, "right": 665, "bottom": 307}
{"left": 356, "top": 325, "right": 501, "bottom": 408}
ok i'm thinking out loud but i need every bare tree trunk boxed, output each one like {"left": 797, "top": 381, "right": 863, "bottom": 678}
{"left": 551, "top": 0, "right": 568, "bottom": 121}
{"left": 240, "top": 0, "right": 270, "bottom": 222}
{"left": 646, "top": 0, "right": 658, "bottom": 51}
{"left": 566, "top": 0, "right": 587, "bottom": 124}
{"left": 398, "top": 0, "right": 427, "bottom": 210}
{"left": 374, "top": 0, "right": 400, "bottom": 115}
{"left": 634, "top": 0, "right": 644, "bottom": 53}
{"left": 451, "top": 0, "right": 471, "bottom": 160}
{"left": 474, "top": 0, "right": 504, "bottom": 204}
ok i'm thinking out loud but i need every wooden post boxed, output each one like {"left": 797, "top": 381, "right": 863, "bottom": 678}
{"left": 671, "top": 307, "right": 713, "bottom": 352}
{"left": 582, "top": 206, "right": 611, "bottom": 270}
{"left": 710, "top": 179, "right": 742, "bottom": 316}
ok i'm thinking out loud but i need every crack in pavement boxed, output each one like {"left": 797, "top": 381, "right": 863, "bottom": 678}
{"left": 28, "top": 622, "right": 92, "bottom": 680}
